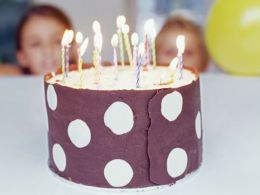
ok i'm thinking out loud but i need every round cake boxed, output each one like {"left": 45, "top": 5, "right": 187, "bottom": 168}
{"left": 44, "top": 64, "right": 202, "bottom": 189}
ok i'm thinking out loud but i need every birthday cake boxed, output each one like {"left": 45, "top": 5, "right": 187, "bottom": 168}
{"left": 44, "top": 63, "right": 202, "bottom": 189}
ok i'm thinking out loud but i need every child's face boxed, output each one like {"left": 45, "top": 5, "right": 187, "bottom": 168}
{"left": 17, "top": 16, "right": 65, "bottom": 75}
{"left": 157, "top": 29, "right": 203, "bottom": 70}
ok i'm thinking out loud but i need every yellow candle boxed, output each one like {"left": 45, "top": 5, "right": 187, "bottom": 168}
{"left": 79, "top": 37, "right": 89, "bottom": 86}
{"left": 76, "top": 32, "right": 83, "bottom": 72}
{"left": 93, "top": 32, "right": 103, "bottom": 84}
{"left": 61, "top": 46, "right": 65, "bottom": 78}
{"left": 122, "top": 24, "right": 133, "bottom": 67}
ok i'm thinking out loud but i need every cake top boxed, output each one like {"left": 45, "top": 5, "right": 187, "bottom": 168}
{"left": 46, "top": 65, "right": 197, "bottom": 91}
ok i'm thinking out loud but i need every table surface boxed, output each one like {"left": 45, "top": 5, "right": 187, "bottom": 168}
{"left": 0, "top": 74, "right": 260, "bottom": 195}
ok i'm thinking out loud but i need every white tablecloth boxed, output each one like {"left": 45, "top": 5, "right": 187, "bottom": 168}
{"left": 0, "top": 74, "right": 260, "bottom": 195}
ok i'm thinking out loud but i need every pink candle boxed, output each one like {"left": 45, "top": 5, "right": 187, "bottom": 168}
{"left": 176, "top": 35, "right": 185, "bottom": 80}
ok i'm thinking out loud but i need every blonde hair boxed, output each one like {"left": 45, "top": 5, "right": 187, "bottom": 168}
{"left": 156, "top": 15, "right": 209, "bottom": 72}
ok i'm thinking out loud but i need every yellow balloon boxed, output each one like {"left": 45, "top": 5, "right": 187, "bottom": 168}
{"left": 206, "top": 0, "right": 260, "bottom": 75}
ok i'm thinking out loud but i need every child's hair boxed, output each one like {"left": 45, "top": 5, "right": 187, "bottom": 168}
{"left": 16, "top": 4, "right": 73, "bottom": 51}
{"left": 156, "top": 14, "right": 209, "bottom": 72}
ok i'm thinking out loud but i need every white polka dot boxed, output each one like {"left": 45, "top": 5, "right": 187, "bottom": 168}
{"left": 104, "top": 101, "right": 134, "bottom": 135}
{"left": 195, "top": 111, "right": 202, "bottom": 139}
{"left": 167, "top": 148, "right": 188, "bottom": 178}
{"left": 68, "top": 119, "right": 91, "bottom": 148}
{"left": 104, "top": 159, "right": 133, "bottom": 187}
{"left": 161, "top": 91, "right": 183, "bottom": 121}
{"left": 52, "top": 144, "right": 66, "bottom": 172}
{"left": 47, "top": 85, "right": 57, "bottom": 111}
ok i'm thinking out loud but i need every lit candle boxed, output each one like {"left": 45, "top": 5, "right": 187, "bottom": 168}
{"left": 92, "top": 21, "right": 102, "bottom": 84}
{"left": 136, "top": 42, "right": 145, "bottom": 88}
{"left": 144, "top": 19, "right": 155, "bottom": 70}
{"left": 61, "top": 29, "right": 74, "bottom": 80}
{"left": 150, "top": 25, "right": 157, "bottom": 69}
{"left": 76, "top": 31, "right": 83, "bottom": 71}
{"left": 131, "top": 32, "right": 139, "bottom": 73}
{"left": 169, "top": 57, "right": 178, "bottom": 82}
{"left": 94, "top": 32, "right": 103, "bottom": 84}
{"left": 176, "top": 35, "right": 185, "bottom": 79}
{"left": 76, "top": 33, "right": 89, "bottom": 86}
{"left": 116, "top": 15, "right": 126, "bottom": 67}
{"left": 111, "top": 34, "right": 119, "bottom": 80}
{"left": 122, "top": 24, "right": 133, "bottom": 67}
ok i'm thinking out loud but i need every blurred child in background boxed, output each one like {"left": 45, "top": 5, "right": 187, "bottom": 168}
{"left": 156, "top": 12, "right": 210, "bottom": 72}
{"left": 16, "top": 4, "right": 75, "bottom": 75}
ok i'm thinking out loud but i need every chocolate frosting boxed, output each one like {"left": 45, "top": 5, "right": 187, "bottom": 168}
{"left": 44, "top": 66, "right": 202, "bottom": 188}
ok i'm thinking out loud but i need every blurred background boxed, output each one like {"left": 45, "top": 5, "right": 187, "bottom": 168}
{"left": 1, "top": 0, "right": 260, "bottom": 76}
{"left": 0, "top": 0, "right": 214, "bottom": 64}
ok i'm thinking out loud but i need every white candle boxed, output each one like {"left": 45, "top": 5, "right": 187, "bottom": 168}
{"left": 116, "top": 15, "right": 126, "bottom": 67}
{"left": 61, "top": 29, "right": 74, "bottom": 79}
{"left": 111, "top": 34, "right": 119, "bottom": 80}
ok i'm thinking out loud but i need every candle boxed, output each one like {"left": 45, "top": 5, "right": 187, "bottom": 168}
{"left": 61, "top": 29, "right": 74, "bottom": 80}
{"left": 92, "top": 21, "right": 102, "bottom": 84}
{"left": 136, "top": 42, "right": 145, "bottom": 88}
{"left": 122, "top": 24, "right": 133, "bottom": 67}
{"left": 111, "top": 34, "right": 119, "bottom": 80}
{"left": 77, "top": 35, "right": 89, "bottom": 86}
{"left": 131, "top": 32, "right": 139, "bottom": 74}
{"left": 150, "top": 26, "right": 157, "bottom": 69}
{"left": 144, "top": 19, "right": 155, "bottom": 70}
{"left": 116, "top": 15, "right": 126, "bottom": 67}
{"left": 176, "top": 35, "right": 185, "bottom": 79}
{"left": 169, "top": 57, "right": 178, "bottom": 81}
{"left": 76, "top": 32, "right": 83, "bottom": 72}
{"left": 93, "top": 32, "right": 103, "bottom": 84}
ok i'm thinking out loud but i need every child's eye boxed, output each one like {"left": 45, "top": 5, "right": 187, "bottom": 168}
{"left": 30, "top": 42, "right": 41, "bottom": 48}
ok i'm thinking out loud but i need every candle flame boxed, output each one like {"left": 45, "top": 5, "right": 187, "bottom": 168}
{"left": 176, "top": 35, "right": 185, "bottom": 54}
{"left": 61, "top": 29, "right": 74, "bottom": 46}
{"left": 117, "top": 15, "right": 126, "bottom": 28}
{"left": 76, "top": 32, "right": 83, "bottom": 44}
{"left": 80, "top": 37, "right": 89, "bottom": 56}
{"left": 94, "top": 33, "right": 103, "bottom": 52}
{"left": 131, "top": 32, "right": 139, "bottom": 46}
{"left": 93, "top": 20, "right": 101, "bottom": 33}
{"left": 122, "top": 24, "right": 130, "bottom": 34}
{"left": 111, "top": 34, "right": 119, "bottom": 48}
{"left": 144, "top": 18, "right": 155, "bottom": 33}
{"left": 169, "top": 57, "right": 178, "bottom": 70}
{"left": 138, "top": 42, "right": 145, "bottom": 56}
